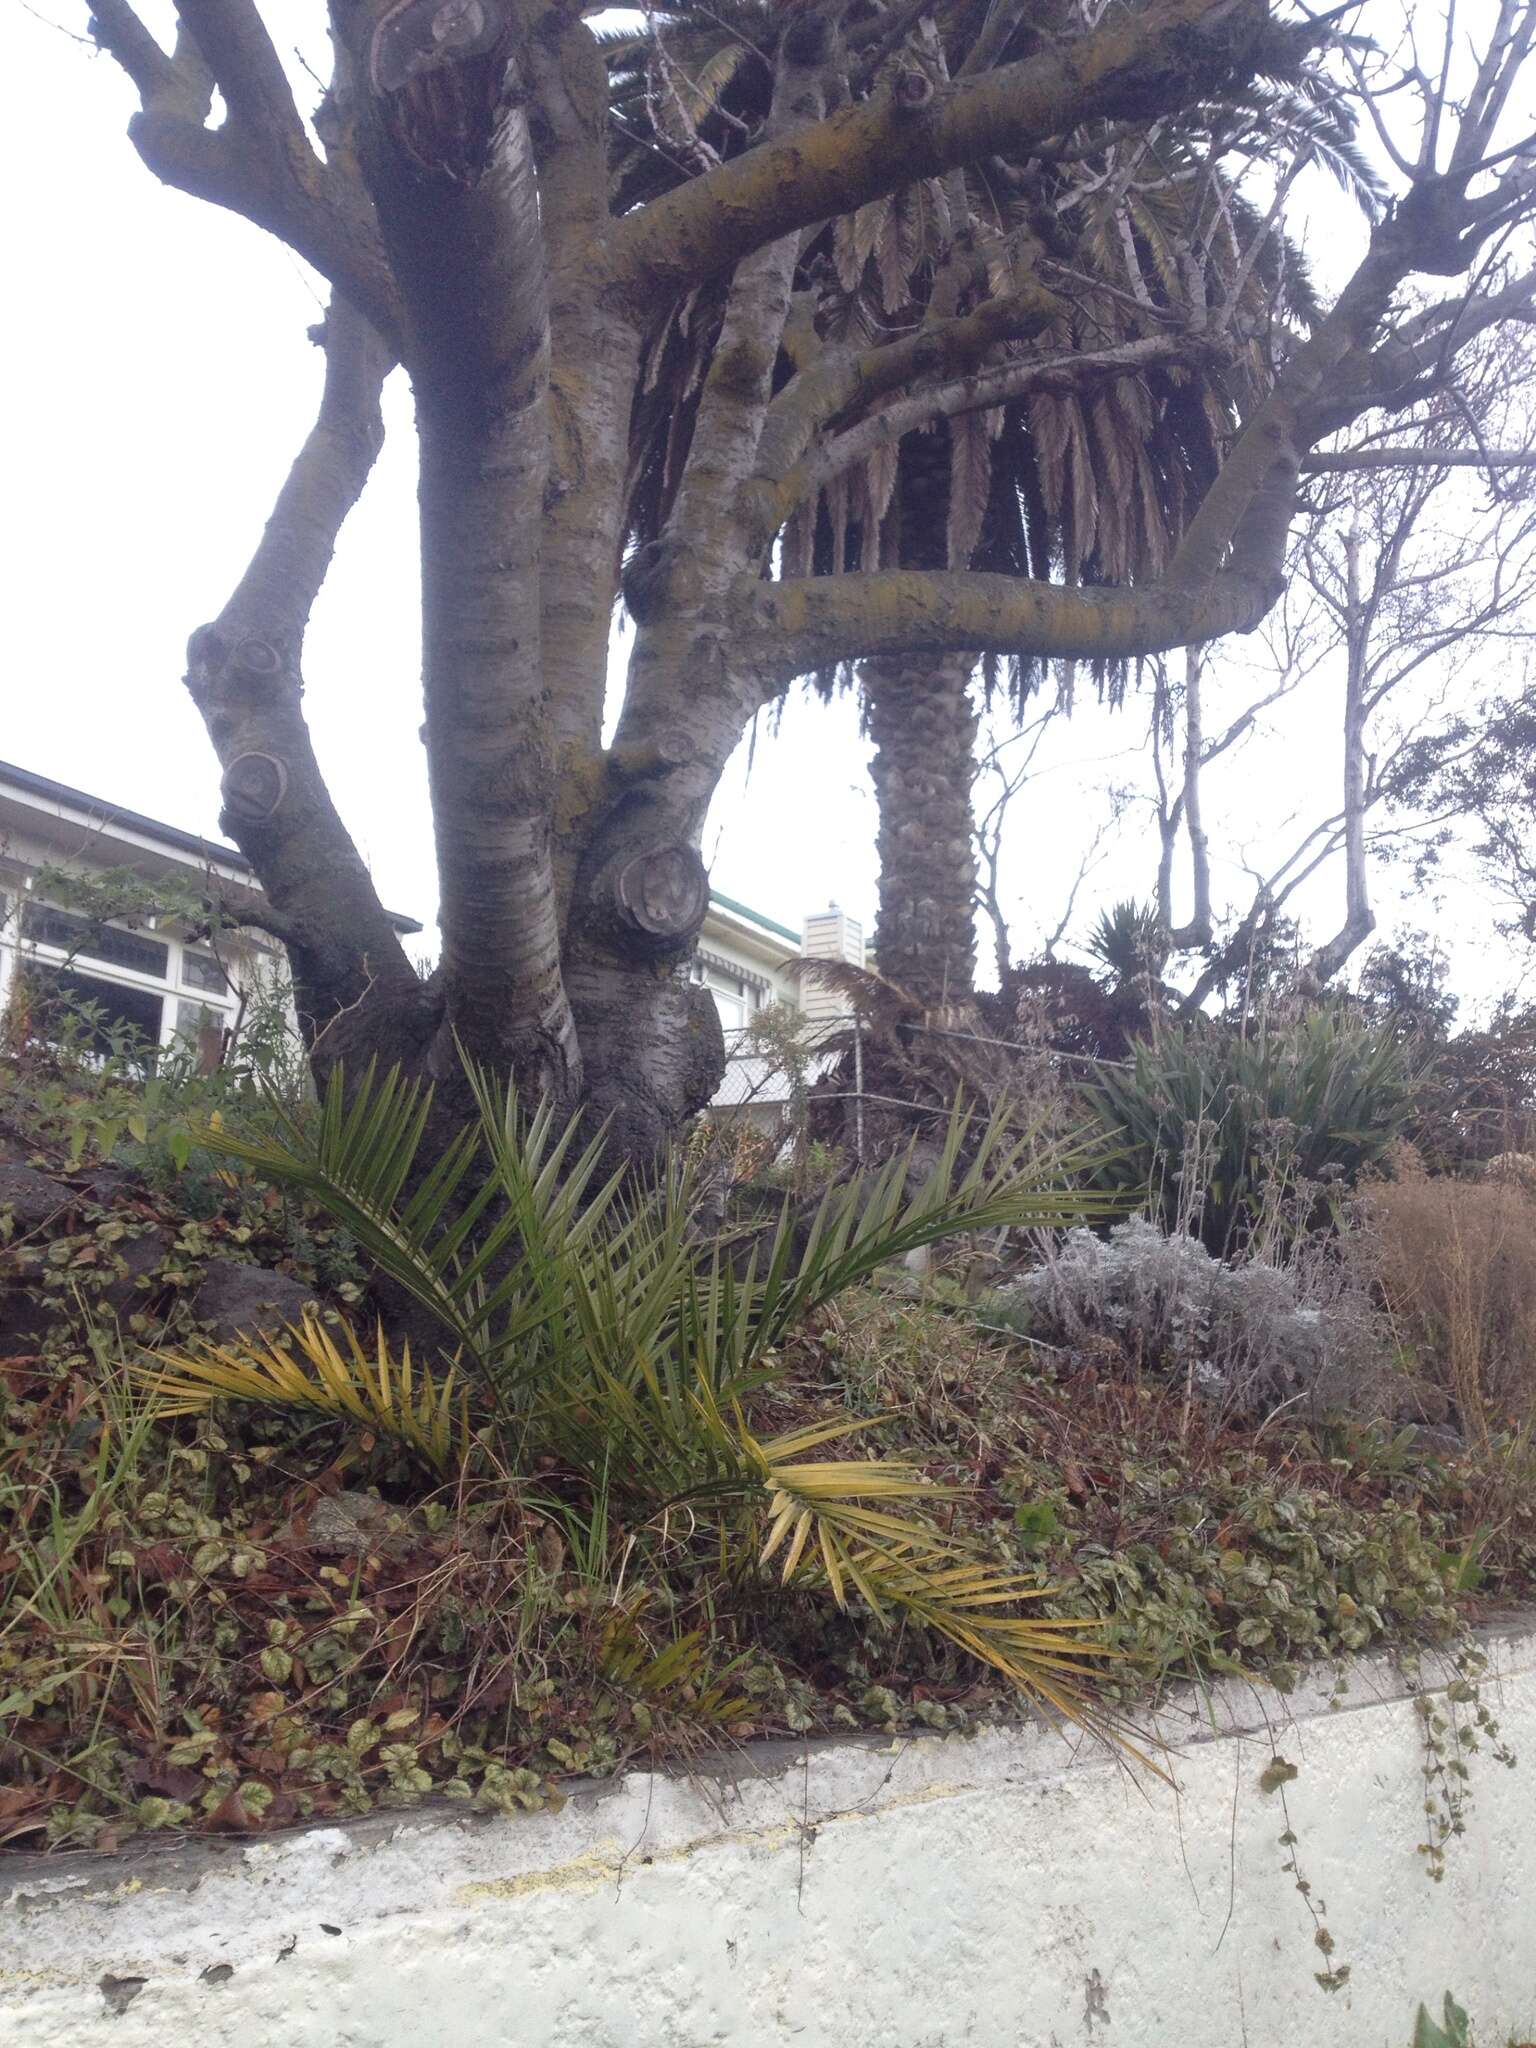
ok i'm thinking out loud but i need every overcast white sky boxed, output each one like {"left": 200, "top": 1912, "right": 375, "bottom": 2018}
{"left": 4, "top": 0, "right": 1529, "bottom": 1015}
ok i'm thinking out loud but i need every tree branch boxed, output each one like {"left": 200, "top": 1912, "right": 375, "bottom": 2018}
{"left": 1305, "top": 270, "right": 1536, "bottom": 438}
{"left": 175, "top": 0, "right": 313, "bottom": 167}
{"left": 89, "top": 0, "right": 204, "bottom": 109}
{"left": 182, "top": 295, "right": 420, "bottom": 1049}
{"left": 607, "top": 0, "right": 1288, "bottom": 303}
{"left": 662, "top": 17, "right": 842, "bottom": 569}
{"left": 1303, "top": 445, "right": 1536, "bottom": 472}
{"left": 226, "top": 300, "right": 393, "bottom": 643}
{"left": 89, "top": 0, "right": 401, "bottom": 344}
{"left": 789, "top": 330, "right": 1218, "bottom": 517}
{"left": 744, "top": 289, "right": 1059, "bottom": 544}
{"left": 738, "top": 562, "right": 1280, "bottom": 684}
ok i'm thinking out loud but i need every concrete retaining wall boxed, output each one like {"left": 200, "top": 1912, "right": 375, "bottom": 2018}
{"left": 3, "top": 1619, "right": 1534, "bottom": 2047}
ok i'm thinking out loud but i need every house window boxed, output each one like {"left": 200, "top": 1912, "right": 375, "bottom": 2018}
{"left": 690, "top": 960, "right": 760, "bottom": 1034}
{"left": 20, "top": 903, "right": 171, "bottom": 981}
{"left": 174, "top": 998, "right": 228, "bottom": 1073}
{"left": 180, "top": 948, "right": 228, "bottom": 995}
{"left": 22, "top": 963, "right": 166, "bottom": 1064}
{"left": 4, "top": 891, "right": 242, "bottom": 1066}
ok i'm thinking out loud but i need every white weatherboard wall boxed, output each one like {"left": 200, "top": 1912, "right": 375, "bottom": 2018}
{"left": 4, "top": 1621, "right": 1535, "bottom": 2048}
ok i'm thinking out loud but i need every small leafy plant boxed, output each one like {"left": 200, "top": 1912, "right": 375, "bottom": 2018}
{"left": 1415, "top": 1994, "right": 1472, "bottom": 2048}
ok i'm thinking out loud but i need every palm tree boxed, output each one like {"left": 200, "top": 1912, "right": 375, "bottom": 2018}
{"left": 607, "top": 0, "right": 1377, "bottom": 1014}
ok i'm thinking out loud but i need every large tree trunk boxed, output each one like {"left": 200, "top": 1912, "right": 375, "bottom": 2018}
{"left": 863, "top": 652, "right": 979, "bottom": 1011}
{"left": 862, "top": 423, "right": 980, "bottom": 1013}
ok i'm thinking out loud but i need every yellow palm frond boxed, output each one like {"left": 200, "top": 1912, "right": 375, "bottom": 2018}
{"left": 137, "top": 1316, "right": 470, "bottom": 1473}
{"left": 730, "top": 1407, "right": 1137, "bottom": 1753}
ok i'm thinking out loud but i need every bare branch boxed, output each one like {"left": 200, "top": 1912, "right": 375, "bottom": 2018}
{"left": 1304, "top": 445, "right": 1536, "bottom": 472}
{"left": 225, "top": 299, "right": 393, "bottom": 643}
{"left": 88, "top": 0, "right": 201, "bottom": 109}
{"left": 181, "top": 294, "right": 418, "bottom": 1039}
{"left": 793, "top": 330, "right": 1219, "bottom": 516}
{"left": 663, "top": 19, "right": 843, "bottom": 564}
{"left": 744, "top": 289, "right": 1060, "bottom": 542}
{"left": 88, "top": 0, "right": 400, "bottom": 342}
{"left": 175, "top": 0, "right": 313, "bottom": 166}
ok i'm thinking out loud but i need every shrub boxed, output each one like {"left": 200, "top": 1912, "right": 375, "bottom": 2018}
{"left": 1404, "top": 1004, "right": 1536, "bottom": 1174}
{"left": 0, "top": 969, "right": 309, "bottom": 1176}
{"left": 1368, "top": 1171, "right": 1536, "bottom": 1442}
{"left": 999, "top": 1217, "right": 1390, "bottom": 1419}
{"left": 1083, "top": 1008, "right": 1417, "bottom": 1254}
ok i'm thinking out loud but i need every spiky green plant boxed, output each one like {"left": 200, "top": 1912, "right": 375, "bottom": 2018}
{"left": 140, "top": 1061, "right": 1126, "bottom": 1736}
{"left": 1084, "top": 1008, "right": 1418, "bottom": 1254}
{"left": 1086, "top": 901, "right": 1171, "bottom": 989}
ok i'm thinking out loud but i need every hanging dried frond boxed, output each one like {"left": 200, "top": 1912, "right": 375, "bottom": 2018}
{"left": 946, "top": 406, "right": 996, "bottom": 568}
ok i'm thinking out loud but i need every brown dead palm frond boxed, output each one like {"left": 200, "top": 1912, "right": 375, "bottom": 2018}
{"left": 782, "top": 956, "right": 924, "bottom": 1035}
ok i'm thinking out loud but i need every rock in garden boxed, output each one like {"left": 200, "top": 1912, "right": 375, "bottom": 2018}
{"left": 100, "top": 1227, "right": 173, "bottom": 1314}
{"left": 191, "top": 1260, "right": 317, "bottom": 1343}
{"left": 0, "top": 1164, "right": 72, "bottom": 1234}
{"left": 280, "top": 1489, "right": 418, "bottom": 1558}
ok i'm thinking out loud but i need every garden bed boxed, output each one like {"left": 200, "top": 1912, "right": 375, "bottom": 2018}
{"left": 5, "top": 1095, "right": 1533, "bottom": 1856}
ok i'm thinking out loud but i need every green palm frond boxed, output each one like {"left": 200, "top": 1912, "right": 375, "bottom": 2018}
{"left": 197, "top": 1061, "right": 632, "bottom": 1381}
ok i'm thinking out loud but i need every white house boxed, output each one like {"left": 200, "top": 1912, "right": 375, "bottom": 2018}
{"left": 0, "top": 759, "right": 861, "bottom": 1107}
{"left": 0, "top": 757, "right": 398, "bottom": 1068}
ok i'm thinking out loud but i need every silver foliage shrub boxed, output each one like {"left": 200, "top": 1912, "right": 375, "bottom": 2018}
{"left": 997, "top": 1218, "right": 1391, "bottom": 1417}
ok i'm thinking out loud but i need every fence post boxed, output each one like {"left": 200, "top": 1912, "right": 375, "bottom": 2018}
{"left": 852, "top": 1015, "right": 865, "bottom": 1165}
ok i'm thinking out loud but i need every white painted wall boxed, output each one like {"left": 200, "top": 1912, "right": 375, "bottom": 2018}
{"left": 4, "top": 1621, "right": 1535, "bottom": 2048}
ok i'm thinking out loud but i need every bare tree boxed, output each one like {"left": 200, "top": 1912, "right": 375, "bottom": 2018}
{"left": 1149, "top": 640, "right": 1310, "bottom": 953}
{"left": 1123, "top": 308, "right": 1536, "bottom": 1013}
{"left": 79, "top": 0, "right": 1536, "bottom": 1148}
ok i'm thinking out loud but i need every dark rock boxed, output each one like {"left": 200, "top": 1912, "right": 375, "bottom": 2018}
{"left": 74, "top": 1166, "right": 141, "bottom": 1208}
{"left": 0, "top": 1261, "right": 53, "bottom": 1357}
{"left": 1408, "top": 1423, "right": 1465, "bottom": 1457}
{"left": 0, "top": 1164, "right": 71, "bottom": 1235}
{"left": 190, "top": 1260, "right": 317, "bottom": 1344}
{"left": 100, "top": 1228, "right": 174, "bottom": 1315}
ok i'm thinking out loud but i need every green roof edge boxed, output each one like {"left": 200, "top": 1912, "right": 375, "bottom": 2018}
{"left": 708, "top": 889, "right": 799, "bottom": 945}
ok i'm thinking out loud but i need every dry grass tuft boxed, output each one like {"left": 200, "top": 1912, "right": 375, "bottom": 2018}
{"left": 1369, "top": 1172, "right": 1536, "bottom": 1443}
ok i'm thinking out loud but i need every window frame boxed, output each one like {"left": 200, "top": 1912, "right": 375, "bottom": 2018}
{"left": 0, "top": 884, "right": 242, "bottom": 1055}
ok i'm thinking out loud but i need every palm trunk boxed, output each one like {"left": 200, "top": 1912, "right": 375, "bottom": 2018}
{"left": 863, "top": 652, "right": 979, "bottom": 1011}
{"left": 862, "top": 423, "right": 979, "bottom": 1013}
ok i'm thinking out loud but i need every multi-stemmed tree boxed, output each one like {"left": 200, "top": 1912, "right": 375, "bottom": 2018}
{"left": 84, "top": 0, "right": 1536, "bottom": 1150}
